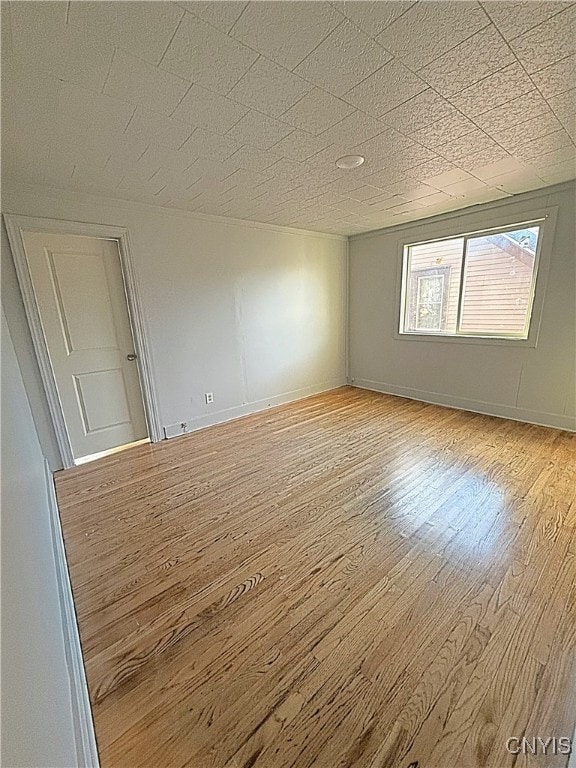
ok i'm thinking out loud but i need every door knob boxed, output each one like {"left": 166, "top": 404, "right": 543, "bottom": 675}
{"left": 127, "top": 353, "right": 137, "bottom": 361}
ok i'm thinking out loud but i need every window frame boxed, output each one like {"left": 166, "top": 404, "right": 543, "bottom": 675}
{"left": 395, "top": 205, "right": 558, "bottom": 348}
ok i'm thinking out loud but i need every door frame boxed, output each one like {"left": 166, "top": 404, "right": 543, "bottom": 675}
{"left": 4, "top": 214, "right": 162, "bottom": 468}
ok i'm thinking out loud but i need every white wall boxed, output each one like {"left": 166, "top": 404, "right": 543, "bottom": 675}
{"left": 349, "top": 183, "right": 576, "bottom": 431}
{"left": 2, "top": 183, "right": 347, "bottom": 465}
{"left": 1, "top": 309, "right": 78, "bottom": 767}
{"left": 1, "top": 221, "right": 62, "bottom": 467}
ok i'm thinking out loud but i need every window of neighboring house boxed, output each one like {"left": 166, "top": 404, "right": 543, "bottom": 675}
{"left": 399, "top": 222, "right": 543, "bottom": 340}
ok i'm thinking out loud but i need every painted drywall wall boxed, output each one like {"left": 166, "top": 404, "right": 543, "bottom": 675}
{"left": 348, "top": 183, "right": 576, "bottom": 430}
{"left": 1, "top": 309, "right": 78, "bottom": 767}
{"left": 2, "top": 184, "right": 347, "bottom": 466}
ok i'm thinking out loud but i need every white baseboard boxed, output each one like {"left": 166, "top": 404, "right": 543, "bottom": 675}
{"left": 44, "top": 461, "right": 100, "bottom": 768}
{"left": 163, "top": 378, "right": 347, "bottom": 438}
{"left": 351, "top": 378, "right": 576, "bottom": 432}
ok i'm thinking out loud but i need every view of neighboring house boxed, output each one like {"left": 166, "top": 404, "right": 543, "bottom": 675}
{"left": 405, "top": 227, "right": 538, "bottom": 337}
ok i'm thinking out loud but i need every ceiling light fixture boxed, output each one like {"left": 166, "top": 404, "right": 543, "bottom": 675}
{"left": 335, "top": 155, "right": 365, "bottom": 169}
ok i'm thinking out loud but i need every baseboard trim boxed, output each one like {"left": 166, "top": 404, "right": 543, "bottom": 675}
{"left": 351, "top": 379, "right": 576, "bottom": 432}
{"left": 163, "top": 378, "right": 347, "bottom": 438}
{"left": 44, "top": 461, "right": 100, "bottom": 768}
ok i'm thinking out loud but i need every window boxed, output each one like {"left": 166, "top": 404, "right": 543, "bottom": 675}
{"left": 399, "top": 222, "right": 543, "bottom": 340}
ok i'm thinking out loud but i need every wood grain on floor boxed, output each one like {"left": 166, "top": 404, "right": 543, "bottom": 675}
{"left": 55, "top": 387, "right": 576, "bottom": 768}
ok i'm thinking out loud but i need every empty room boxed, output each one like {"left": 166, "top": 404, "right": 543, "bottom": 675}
{"left": 1, "top": 1, "right": 575, "bottom": 767}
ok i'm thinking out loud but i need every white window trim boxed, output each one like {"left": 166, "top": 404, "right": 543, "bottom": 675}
{"left": 394, "top": 204, "right": 558, "bottom": 348}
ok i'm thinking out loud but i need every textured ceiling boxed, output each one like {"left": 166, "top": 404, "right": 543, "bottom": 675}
{"left": 2, "top": 1, "right": 575, "bottom": 236}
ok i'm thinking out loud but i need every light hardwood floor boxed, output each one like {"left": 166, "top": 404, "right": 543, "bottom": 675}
{"left": 55, "top": 387, "right": 576, "bottom": 768}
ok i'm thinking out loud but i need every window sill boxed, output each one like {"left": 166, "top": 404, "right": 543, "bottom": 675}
{"left": 394, "top": 331, "right": 538, "bottom": 348}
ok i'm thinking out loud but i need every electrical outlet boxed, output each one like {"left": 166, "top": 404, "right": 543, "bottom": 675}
{"left": 180, "top": 422, "right": 187, "bottom": 432}
{"left": 205, "top": 392, "right": 214, "bottom": 404}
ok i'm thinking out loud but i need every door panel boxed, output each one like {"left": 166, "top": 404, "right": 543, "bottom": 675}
{"left": 48, "top": 251, "right": 118, "bottom": 353}
{"left": 21, "top": 231, "right": 148, "bottom": 459}
{"left": 73, "top": 369, "right": 132, "bottom": 433}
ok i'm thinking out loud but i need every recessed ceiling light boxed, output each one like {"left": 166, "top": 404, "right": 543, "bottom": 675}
{"left": 335, "top": 155, "right": 365, "bottom": 169}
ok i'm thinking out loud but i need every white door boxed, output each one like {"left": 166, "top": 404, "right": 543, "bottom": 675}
{"left": 21, "top": 231, "right": 148, "bottom": 460}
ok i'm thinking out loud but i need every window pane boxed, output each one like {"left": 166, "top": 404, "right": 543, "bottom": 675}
{"left": 459, "top": 226, "right": 540, "bottom": 337}
{"left": 404, "top": 238, "right": 464, "bottom": 334}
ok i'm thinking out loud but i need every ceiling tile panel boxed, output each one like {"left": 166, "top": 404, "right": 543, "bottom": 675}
{"left": 265, "top": 158, "right": 309, "bottom": 182}
{"left": 272, "top": 130, "right": 331, "bottom": 162}
{"left": 178, "top": 1, "right": 248, "bottom": 33}
{"left": 472, "top": 90, "right": 552, "bottom": 132}
{"left": 384, "top": 179, "right": 440, "bottom": 199}
{"left": 383, "top": 143, "right": 448, "bottom": 171}
{"left": 231, "top": 2, "right": 342, "bottom": 70}
{"left": 128, "top": 144, "right": 198, "bottom": 178}
{"left": 546, "top": 88, "right": 576, "bottom": 141}
{"left": 7, "top": 0, "right": 67, "bottom": 38}
{"left": 67, "top": 2, "right": 184, "bottom": 65}
{"left": 437, "top": 129, "right": 502, "bottom": 162}
{"left": 449, "top": 62, "right": 535, "bottom": 117}
{"left": 512, "top": 130, "right": 574, "bottom": 161}
{"left": 417, "top": 26, "right": 516, "bottom": 98}
{"left": 302, "top": 145, "right": 360, "bottom": 175}
{"left": 344, "top": 59, "right": 428, "bottom": 117}
{"left": 294, "top": 19, "right": 392, "bottom": 96}
{"left": 388, "top": 199, "right": 427, "bottom": 215}
{"left": 319, "top": 111, "right": 387, "bottom": 147}
{"left": 70, "top": 162, "right": 125, "bottom": 193}
{"left": 227, "top": 145, "right": 282, "bottom": 172}
{"left": 363, "top": 164, "right": 426, "bottom": 190}
{"left": 530, "top": 55, "right": 576, "bottom": 100}
{"left": 526, "top": 144, "right": 576, "bottom": 170}
{"left": 409, "top": 113, "right": 478, "bottom": 149}
{"left": 281, "top": 88, "right": 355, "bottom": 135}
{"left": 171, "top": 85, "right": 249, "bottom": 135}
{"left": 455, "top": 145, "right": 511, "bottom": 172}
{"left": 467, "top": 156, "right": 528, "bottom": 181}
{"left": 226, "top": 110, "right": 294, "bottom": 150}
{"left": 336, "top": 1, "right": 416, "bottom": 37}
{"left": 483, "top": 1, "right": 572, "bottom": 41}
{"left": 58, "top": 81, "right": 135, "bottom": 139}
{"left": 376, "top": 1, "right": 490, "bottom": 69}
{"left": 418, "top": 191, "right": 453, "bottom": 207}
{"left": 346, "top": 185, "right": 391, "bottom": 202}
{"left": 410, "top": 159, "right": 467, "bottom": 183}
{"left": 178, "top": 128, "right": 242, "bottom": 164}
{"left": 417, "top": 168, "right": 474, "bottom": 188}
{"left": 455, "top": 186, "right": 512, "bottom": 205}
{"left": 160, "top": 11, "right": 259, "bottom": 95}
{"left": 9, "top": 1, "right": 114, "bottom": 90}
{"left": 380, "top": 89, "right": 461, "bottom": 131}
{"left": 487, "top": 111, "right": 564, "bottom": 150}
{"left": 536, "top": 159, "right": 576, "bottom": 185}
{"left": 352, "top": 129, "right": 415, "bottom": 163}
{"left": 123, "top": 108, "right": 194, "bottom": 151}
{"left": 323, "top": 174, "right": 372, "bottom": 195}
{"left": 104, "top": 135, "right": 150, "bottom": 173}
{"left": 49, "top": 122, "right": 112, "bottom": 171}
{"left": 2, "top": 58, "right": 61, "bottom": 132}
{"left": 229, "top": 58, "right": 313, "bottom": 118}
{"left": 105, "top": 51, "right": 191, "bottom": 117}
{"left": 488, "top": 169, "right": 547, "bottom": 194}
{"left": 507, "top": 5, "right": 576, "bottom": 74}
{"left": 441, "top": 176, "right": 490, "bottom": 196}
